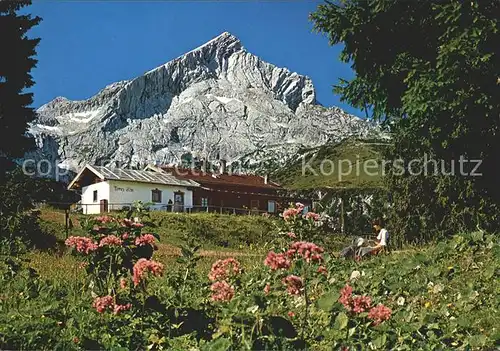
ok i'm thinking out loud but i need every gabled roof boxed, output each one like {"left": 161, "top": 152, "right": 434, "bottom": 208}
{"left": 151, "top": 166, "right": 282, "bottom": 190}
{"left": 68, "top": 164, "right": 200, "bottom": 190}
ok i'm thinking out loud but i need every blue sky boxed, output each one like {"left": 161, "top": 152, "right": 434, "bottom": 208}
{"left": 27, "top": 0, "right": 363, "bottom": 117}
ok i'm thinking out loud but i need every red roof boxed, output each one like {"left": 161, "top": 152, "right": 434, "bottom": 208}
{"left": 160, "top": 166, "right": 282, "bottom": 189}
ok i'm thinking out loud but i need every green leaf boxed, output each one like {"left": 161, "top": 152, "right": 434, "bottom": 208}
{"left": 372, "top": 333, "right": 387, "bottom": 349}
{"left": 334, "top": 312, "right": 349, "bottom": 330}
{"left": 202, "top": 337, "right": 231, "bottom": 351}
{"left": 317, "top": 291, "right": 340, "bottom": 312}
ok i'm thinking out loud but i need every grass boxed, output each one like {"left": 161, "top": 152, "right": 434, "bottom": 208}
{"left": 274, "top": 138, "right": 390, "bottom": 190}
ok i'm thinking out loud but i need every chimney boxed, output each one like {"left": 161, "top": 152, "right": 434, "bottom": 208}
{"left": 219, "top": 159, "right": 227, "bottom": 174}
{"left": 264, "top": 174, "right": 269, "bottom": 184}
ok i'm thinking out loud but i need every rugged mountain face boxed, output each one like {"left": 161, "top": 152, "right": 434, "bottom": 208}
{"left": 28, "top": 32, "right": 382, "bottom": 178}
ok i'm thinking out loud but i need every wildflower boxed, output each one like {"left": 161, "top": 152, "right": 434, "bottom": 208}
{"left": 95, "top": 215, "right": 113, "bottom": 223}
{"left": 135, "top": 234, "right": 156, "bottom": 246}
{"left": 282, "top": 207, "right": 301, "bottom": 220}
{"left": 287, "top": 241, "right": 324, "bottom": 263}
{"left": 92, "top": 295, "right": 114, "bottom": 313}
{"left": 121, "top": 218, "right": 144, "bottom": 228}
{"left": 339, "top": 284, "right": 353, "bottom": 310}
{"left": 65, "top": 236, "right": 98, "bottom": 254}
{"left": 397, "top": 296, "right": 405, "bottom": 306}
{"left": 305, "top": 212, "right": 320, "bottom": 221}
{"left": 368, "top": 304, "right": 392, "bottom": 326}
{"left": 208, "top": 258, "right": 241, "bottom": 281}
{"left": 113, "top": 303, "right": 132, "bottom": 315}
{"left": 424, "top": 301, "right": 432, "bottom": 308}
{"left": 99, "top": 235, "right": 123, "bottom": 247}
{"left": 264, "top": 251, "right": 291, "bottom": 270}
{"left": 132, "top": 258, "right": 164, "bottom": 286}
{"left": 210, "top": 281, "right": 235, "bottom": 302}
{"left": 352, "top": 295, "right": 372, "bottom": 313}
{"left": 119, "top": 278, "right": 128, "bottom": 289}
{"left": 264, "top": 283, "right": 271, "bottom": 295}
{"left": 282, "top": 275, "right": 303, "bottom": 296}
{"left": 295, "top": 202, "right": 305, "bottom": 211}
{"left": 287, "top": 232, "right": 297, "bottom": 239}
{"left": 122, "top": 232, "right": 129, "bottom": 240}
{"left": 350, "top": 270, "right": 361, "bottom": 280}
{"left": 317, "top": 266, "right": 328, "bottom": 275}
{"left": 288, "top": 311, "right": 295, "bottom": 318}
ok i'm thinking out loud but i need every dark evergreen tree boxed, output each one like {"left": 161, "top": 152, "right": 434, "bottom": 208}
{"left": 0, "top": 1, "right": 41, "bottom": 175}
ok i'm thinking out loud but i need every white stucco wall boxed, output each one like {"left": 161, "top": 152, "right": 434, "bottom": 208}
{"left": 107, "top": 180, "right": 194, "bottom": 211}
{"left": 81, "top": 180, "right": 194, "bottom": 214}
{"left": 81, "top": 181, "right": 110, "bottom": 214}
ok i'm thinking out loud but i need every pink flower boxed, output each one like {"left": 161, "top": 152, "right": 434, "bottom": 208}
{"left": 287, "top": 232, "right": 297, "bottom": 239}
{"left": 135, "top": 234, "right": 156, "bottom": 246}
{"left": 352, "top": 295, "right": 372, "bottom": 313}
{"left": 282, "top": 207, "right": 301, "bottom": 220}
{"left": 119, "top": 278, "right": 128, "bottom": 289}
{"left": 287, "top": 241, "right": 324, "bottom": 263}
{"left": 132, "top": 258, "right": 164, "bottom": 286}
{"left": 282, "top": 275, "right": 303, "bottom": 296}
{"left": 121, "top": 218, "right": 144, "bottom": 228}
{"left": 305, "top": 212, "right": 320, "bottom": 221}
{"left": 264, "top": 283, "right": 271, "bottom": 295}
{"left": 288, "top": 311, "right": 295, "bottom": 318}
{"left": 92, "top": 295, "right": 114, "bottom": 313}
{"left": 339, "top": 284, "right": 353, "bottom": 310}
{"left": 113, "top": 303, "right": 132, "bottom": 315}
{"left": 317, "top": 266, "right": 328, "bottom": 275}
{"left": 65, "top": 236, "right": 98, "bottom": 254}
{"left": 208, "top": 258, "right": 241, "bottom": 281}
{"left": 295, "top": 202, "right": 305, "bottom": 211}
{"left": 210, "top": 281, "right": 235, "bottom": 302}
{"left": 122, "top": 232, "right": 129, "bottom": 240}
{"left": 368, "top": 304, "right": 392, "bottom": 325}
{"left": 95, "top": 215, "right": 113, "bottom": 223}
{"left": 99, "top": 235, "right": 123, "bottom": 247}
{"left": 264, "top": 251, "right": 291, "bottom": 270}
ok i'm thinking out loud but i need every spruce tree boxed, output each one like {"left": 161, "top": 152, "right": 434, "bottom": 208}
{"left": 0, "top": 1, "right": 41, "bottom": 174}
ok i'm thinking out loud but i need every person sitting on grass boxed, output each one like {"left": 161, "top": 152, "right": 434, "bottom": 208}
{"left": 370, "top": 218, "right": 389, "bottom": 254}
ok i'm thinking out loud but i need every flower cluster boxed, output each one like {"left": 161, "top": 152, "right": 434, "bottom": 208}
{"left": 287, "top": 232, "right": 297, "bottom": 239}
{"left": 92, "top": 295, "right": 114, "bottom": 313}
{"left": 264, "top": 251, "right": 291, "bottom": 270}
{"left": 338, "top": 284, "right": 392, "bottom": 325}
{"left": 282, "top": 275, "right": 304, "bottom": 295}
{"left": 95, "top": 215, "right": 114, "bottom": 223}
{"left": 121, "top": 218, "right": 144, "bottom": 228}
{"left": 92, "top": 295, "right": 131, "bottom": 315}
{"left": 99, "top": 235, "right": 123, "bottom": 247}
{"left": 208, "top": 258, "right": 241, "bottom": 281}
{"left": 305, "top": 212, "right": 320, "bottom": 221}
{"left": 65, "top": 236, "right": 98, "bottom": 254}
{"left": 317, "top": 266, "right": 328, "bottom": 276}
{"left": 368, "top": 304, "right": 392, "bottom": 325}
{"left": 282, "top": 207, "right": 302, "bottom": 221}
{"left": 135, "top": 234, "right": 156, "bottom": 246}
{"left": 132, "top": 258, "right": 164, "bottom": 286}
{"left": 352, "top": 295, "right": 372, "bottom": 313}
{"left": 286, "top": 241, "right": 324, "bottom": 263}
{"left": 210, "top": 281, "right": 235, "bottom": 302}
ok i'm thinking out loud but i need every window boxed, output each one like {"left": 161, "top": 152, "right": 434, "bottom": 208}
{"left": 151, "top": 189, "right": 162, "bottom": 203}
{"left": 267, "top": 200, "right": 276, "bottom": 213}
{"left": 93, "top": 190, "right": 98, "bottom": 202}
{"left": 250, "top": 200, "right": 259, "bottom": 209}
{"left": 201, "top": 197, "right": 208, "bottom": 207}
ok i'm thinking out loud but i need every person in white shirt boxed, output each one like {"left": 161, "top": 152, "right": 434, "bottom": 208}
{"left": 371, "top": 219, "right": 389, "bottom": 254}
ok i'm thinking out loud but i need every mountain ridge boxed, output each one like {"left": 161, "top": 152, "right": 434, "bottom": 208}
{"left": 27, "top": 31, "right": 384, "bottom": 179}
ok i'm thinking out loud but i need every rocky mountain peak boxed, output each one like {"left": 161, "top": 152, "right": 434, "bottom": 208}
{"left": 27, "top": 32, "right": 382, "bottom": 179}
